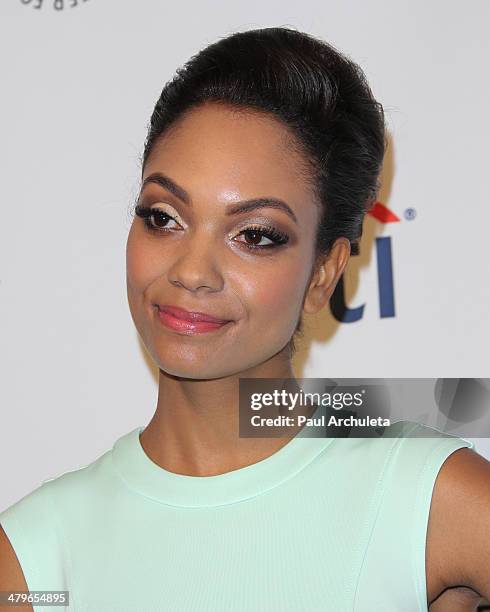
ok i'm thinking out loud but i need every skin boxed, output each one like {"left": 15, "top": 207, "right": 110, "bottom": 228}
{"left": 127, "top": 101, "right": 350, "bottom": 475}
{"left": 1, "top": 101, "right": 489, "bottom": 611}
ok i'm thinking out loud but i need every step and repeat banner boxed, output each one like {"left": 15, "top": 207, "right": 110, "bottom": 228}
{"left": 1, "top": 0, "right": 489, "bottom": 510}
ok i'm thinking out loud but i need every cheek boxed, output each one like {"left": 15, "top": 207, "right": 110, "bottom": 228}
{"left": 125, "top": 227, "right": 160, "bottom": 329}
{"left": 241, "top": 257, "right": 310, "bottom": 324}
{"left": 126, "top": 227, "right": 155, "bottom": 291}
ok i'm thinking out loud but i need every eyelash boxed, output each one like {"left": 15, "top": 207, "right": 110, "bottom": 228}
{"left": 133, "top": 205, "right": 289, "bottom": 251}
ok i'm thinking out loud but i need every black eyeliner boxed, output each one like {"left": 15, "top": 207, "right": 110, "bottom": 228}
{"left": 134, "top": 204, "right": 290, "bottom": 250}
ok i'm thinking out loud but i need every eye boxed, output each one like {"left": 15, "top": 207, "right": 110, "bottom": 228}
{"left": 234, "top": 225, "right": 289, "bottom": 251}
{"left": 134, "top": 205, "right": 289, "bottom": 252}
{"left": 134, "top": 204, "right": 182, "bottom": 233}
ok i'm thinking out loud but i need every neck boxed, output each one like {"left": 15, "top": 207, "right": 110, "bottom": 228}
{"left": 139, "top": 348, "right": 313, "bottom": 476}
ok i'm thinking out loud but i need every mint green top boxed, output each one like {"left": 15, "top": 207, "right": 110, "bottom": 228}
{"left": 0, "top": 419, "right": 474, "bottom": 612}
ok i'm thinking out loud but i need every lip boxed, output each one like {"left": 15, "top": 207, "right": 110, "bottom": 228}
{"left": 156, "top": 305, "right": 231, "bottom": 324}
{"left": 154, "top": 304, "right": 233, "bottom": 335}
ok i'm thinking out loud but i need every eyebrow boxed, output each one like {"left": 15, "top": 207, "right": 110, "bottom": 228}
{"left": 141, "top": 172, "right": 298, "bottom": 224}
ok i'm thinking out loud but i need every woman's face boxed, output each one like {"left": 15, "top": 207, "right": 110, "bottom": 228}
{"left": 126, "top": 102, "right": 346, "bottom": 379}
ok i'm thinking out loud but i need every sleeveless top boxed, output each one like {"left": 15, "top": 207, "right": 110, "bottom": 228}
{"left": 0, "top": 417, "right": 475, "bottom": 612}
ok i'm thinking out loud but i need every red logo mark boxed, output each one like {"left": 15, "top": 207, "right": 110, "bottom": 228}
{"left": 367, "top": 202, "right": 400, "bottom": 224}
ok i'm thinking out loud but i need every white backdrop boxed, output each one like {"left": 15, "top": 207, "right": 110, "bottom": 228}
{"left": 1, "top": 0, "right": 489, "bottom": 511}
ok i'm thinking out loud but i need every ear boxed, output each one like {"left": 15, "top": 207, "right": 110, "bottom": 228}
{"left": 303, "top": 238, "right": 351, "bottom": 315}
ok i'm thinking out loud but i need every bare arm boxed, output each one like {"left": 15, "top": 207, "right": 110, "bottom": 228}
{"left": 0, "top": 524, "right": 34, "bottom": 612}
{"left": 426, "top": 447, "right": 490, "bottom": 607}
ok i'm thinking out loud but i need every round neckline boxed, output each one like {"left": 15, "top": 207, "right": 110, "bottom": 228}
{"left": 111, "top": 405, "right": 334, "bottom": 508}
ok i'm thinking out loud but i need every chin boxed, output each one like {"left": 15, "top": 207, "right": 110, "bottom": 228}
{"left": 150, "top": 349, "right": 228, "bottom": 380}
{"left": 159, "top": 364, "right": 235, "bottom": 381}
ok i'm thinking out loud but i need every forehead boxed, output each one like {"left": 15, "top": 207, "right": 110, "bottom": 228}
{"left": 142, "top": 102, "right": 317, "bottom": 210}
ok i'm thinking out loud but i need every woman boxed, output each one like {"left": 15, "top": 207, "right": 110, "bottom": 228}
{"left": 1, "top": 26, "right": 489, "bottom": 612}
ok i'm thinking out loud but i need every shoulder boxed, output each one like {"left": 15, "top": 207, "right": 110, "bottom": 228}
{"left": 0, "top": 445, "right": 114, "bottom": 524}
{"left": 331, "top": 421, "right": 478, "bottom": 610}
{"left": 427, "top": 445, "right": 490, "bottom": 601}
{"left": 0, "top": 442, "right": 117, "bottom": 601}
{"left": 0, "top": 479, "right": 68, "bottom": 600}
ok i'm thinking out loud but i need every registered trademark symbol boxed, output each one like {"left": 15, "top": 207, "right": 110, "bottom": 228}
{"left": 404, "top": 207, "right": 417, "bottom": 220}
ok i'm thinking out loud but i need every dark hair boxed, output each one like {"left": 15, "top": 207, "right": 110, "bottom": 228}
{"left": 141, "top": 26, "right": 387, "bottom": 355}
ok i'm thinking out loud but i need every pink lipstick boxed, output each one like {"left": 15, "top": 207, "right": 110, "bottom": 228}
{"left": 155, "top": 305, "right": 232, "bottom": 334}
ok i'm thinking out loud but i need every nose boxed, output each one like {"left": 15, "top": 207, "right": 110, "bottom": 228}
{"left": 166, "top": 232, "right": 225, "bottom": 293}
